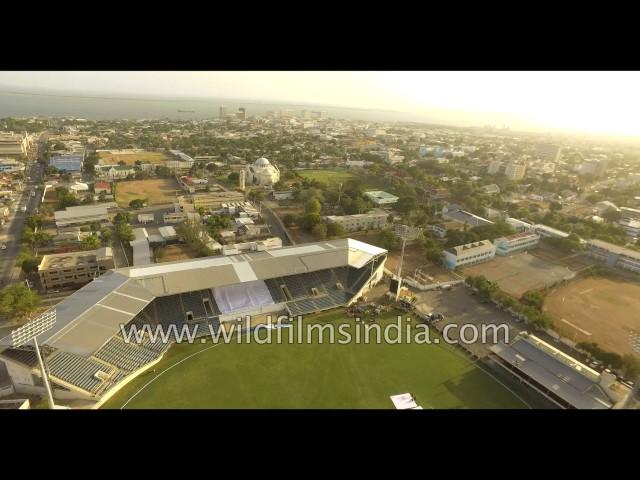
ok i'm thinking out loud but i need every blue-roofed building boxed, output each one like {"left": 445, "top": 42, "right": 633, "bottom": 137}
{"left": 49, "top": 153, "right": 84, "bottom": 172}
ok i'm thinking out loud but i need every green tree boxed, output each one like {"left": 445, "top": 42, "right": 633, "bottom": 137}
{"left": 311, "top": 222, "right": 328, "bottom": 240}
{"left": 378, "top": 228, "right": 400, "bottom": 251}
{"left": 326, "top": 221, "right": 346, "bottom": 238}
{"left": 0, "top": 283, "right": 40, "bottom": 319}
{"left": 129, "top": 198, "right": 146, "bottom": 209}
{"left": 100, "top": 228, "right": 113, "bottom": 245}
{"left": 306, "top": 198, "right": 322, "bottom": 215}
{"left": 81, "top": 234, "right": 101, "bottom": 250}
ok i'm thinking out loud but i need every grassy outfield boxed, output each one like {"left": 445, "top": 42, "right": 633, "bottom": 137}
{"left": 103, "top": 310, "right": 526, "bottom": 409}
{"left": 297, "top": 169, "right": 356, "bottom": 185}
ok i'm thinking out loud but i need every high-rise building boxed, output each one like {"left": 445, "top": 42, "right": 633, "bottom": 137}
{"left": 505, "top": 161, "right": 526, "bottom": 181}
{"left": 219, "top": 106, "right": 227, "bottom": 118}
{"left": 236, "top": 107, "right": 246, "bottom": 120}
{"left": 488, "top": 160, "right": 502, "bottom": 175}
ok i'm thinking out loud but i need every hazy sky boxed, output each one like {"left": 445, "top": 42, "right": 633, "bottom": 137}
{"left": 1, "top": 71, "right": 639, "bottom": 136}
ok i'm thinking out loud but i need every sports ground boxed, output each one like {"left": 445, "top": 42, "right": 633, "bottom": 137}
{"left": 98, "top": 150, "right": 169, "bottom": 166}
{"left": 544, "top": 274, "right": 640, "bottom": 355}
{"left": 103, "top": 310, "right": 526, "bottom": 409}
{"left": 115, "top": 178, "right": 181, "bottom": 207}
{"left": 297, "top": 169, "right": 355, "bottom": 185}
{"left": 463, "top": 251, "right": 574, "bottom": 298}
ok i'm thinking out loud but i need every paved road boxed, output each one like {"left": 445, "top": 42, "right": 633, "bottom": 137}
{"left": 260, "top": 200, "right": 294, "bottom": 246}
{"left": 0, "top": 134, "right": 46, "bottom": 289}
{"left": 0, "top": 165, "right": 43, "bottom": 288}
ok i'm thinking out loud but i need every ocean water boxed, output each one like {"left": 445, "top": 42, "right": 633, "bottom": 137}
{"left": 0, "top": 90, "right": 408, "bottom": 122}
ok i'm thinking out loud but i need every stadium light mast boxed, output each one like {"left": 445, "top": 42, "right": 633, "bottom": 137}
{"left": 394, "top": 224, "right": 410, "bottom": 301}
{"left": 10, "top": 309, "right": 57, "bottom": 410}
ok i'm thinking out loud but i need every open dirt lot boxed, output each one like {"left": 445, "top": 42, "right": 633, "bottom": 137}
{"left": 544, "top": 274, "right": 640, "bottom": 355}
{"left": 463, "top": 252, "right": 574, "bottom": 298}
{"left": 98, "top": 151, "right": 169, "bottom": 165}
{"left": 157, "top": 244, "right": 197, "bottom": 263}
{"left": 115, "top": 178, "right": 181, "bottom": 208}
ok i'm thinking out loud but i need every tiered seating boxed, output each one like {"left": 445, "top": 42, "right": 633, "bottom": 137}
{"left": 47, "top": 351, "right": 115, "bottom": 394}
{"left": 181, "top": 291, "right": 207, "bottom": 320}
{"left": 93, "top": 336, "right": 161, "bottom": 372}
{"left": 153, "top": 295, "right": 186, "bottom": 327}
{"left": 265, "top": 278, "right": 287, "bottom": 303}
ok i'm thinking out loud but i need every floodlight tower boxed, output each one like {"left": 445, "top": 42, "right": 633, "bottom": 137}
{"left": 393, "top": 224, "right": 410, "bottom": 301}
{"left": 622, "top": 331, "right": 640, "bottom": 409}
{"left": 10, "top": 309, "right": 57, "bottom": 409}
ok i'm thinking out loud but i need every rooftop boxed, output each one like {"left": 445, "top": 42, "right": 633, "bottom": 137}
{"left": 39, "top": 247, "right": 113, "bottom": 270}
{"left": 588, "top": 239, "right": 640, "bottom": 260}
{"left": 491, "top": 333, "right": 615, "bottom": 409}
{"left": 0, "top": 239, "right": 387, "bottom": 358}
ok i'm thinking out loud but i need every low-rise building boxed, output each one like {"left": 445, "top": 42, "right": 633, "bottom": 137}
{"left": 177, "top": 191, "right": 246, "bottom": 212}
{"left": 587, "top": 239, "right": 640, "bottom": 273}
{"left": 272, "top": 190, "right": 295, "bottom": 201}
{"left": 94, "top": 164, "right": 136, "bottom": 179}
{"left": 130, "top": 228, "right": 152, "bottom": 266}
{"left": 506, "top": 217, "right": 533, "bottom": 232}
{"left": 221, "top": 237, "right": 283, "bottom": 255}
{"left": 618, "top": 218, "right": 640, "bottom": 238}
{"left": 54, "top": 202, "right": 118, "bottom": 229}
{"left": 493, "top": 232, "right": 540, "bottom": 256}
{"left": 138, "top": 213, "right": 155, "bottom": 224}
{"left": 49, "top": 153, "right": 84, "bottom": 172}
{"left": 38, "top": 247, "right": 114, "bottom": 291}
{"left": 443, "top": 240, "right": 496, "bottom": 270}
{"left": 162, "top": 211, "right": 201, "bottom": 224}
{"left": 620, "top": 206, "right": 640, "bottom": 220}
{"left": 364, "top": 190, "right": 399, "bottom": 205}
{"left": 325, "top": 209, "right": 388, "bottom": 232}
{"left": 533, "top": 224, "right": 570, "bottom": 239}
{"left": 442, "top": 205, "right": 494, "bottom": 228}
{"left": 94, "top": 181, "right": 112, "bottom": 195}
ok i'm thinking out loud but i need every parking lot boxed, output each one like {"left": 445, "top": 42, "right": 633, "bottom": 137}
{"left": 413, "top": 285, "right": 526, "bottom": 358}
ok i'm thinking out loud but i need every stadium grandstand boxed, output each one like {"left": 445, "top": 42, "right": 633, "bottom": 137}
{"left": 0, "top": 239, "right": 387, "bottom": 408}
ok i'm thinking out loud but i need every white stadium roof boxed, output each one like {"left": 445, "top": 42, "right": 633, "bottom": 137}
{"left": 0, "top": 239, "right": 387, "bottom": 358}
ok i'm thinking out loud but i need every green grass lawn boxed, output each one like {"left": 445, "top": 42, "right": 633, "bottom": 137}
{"left": 297, "top": 169, "right": 356, "bottom": 185}
{"left": 102, "top": 310, "right": 526, "bottom": 409}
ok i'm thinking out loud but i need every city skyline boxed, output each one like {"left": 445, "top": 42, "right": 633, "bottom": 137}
{"left": 1, "top": 71, "right": 640, "bottom": 138}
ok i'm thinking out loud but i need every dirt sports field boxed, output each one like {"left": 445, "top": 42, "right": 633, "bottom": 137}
{"left": 98, "top": 151, "right": 169, "bottom": 165}
{"left": 115, "top": 178, "right": 181, "bottom": 207}
{"left": 463, "top": 251, "right": 574, "bottom": 298}
{"left": 544, "top": 274, "right": 640, "bottom": 355}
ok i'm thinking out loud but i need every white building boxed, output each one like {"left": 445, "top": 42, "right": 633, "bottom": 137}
{"left": 493, "top": 232, "right": 540, "bottom": 256}
{"left": 506, "top": 217, "right": 533, "bottom": 232}
{"left": 443, "top": 240, "right": 496, "bottom": 270}
{"left": 487, "top": 160, "right": 502, "bottom": 175}
{"left": 618, "top": 218, "right": 640, "bottom": 238}
{"left": 221, "top": 237, "right": 283, "bottom": 256}
{"left": 586, "top": 239, "right": 640, "bottom": 274}
{"left": 533, "top": 224, "right": 569, "bottom": 239}
{"left": 505, "top": 162, "right": 527, "bottom": 181}
{"left": 325, "top": 209, "right": 388, "bottom": 233}
{"left": 364, "top": 190, "right": 399, "bottom": 205}
{"left": 245, "top": 157, "right": 280, "bottom": 187}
